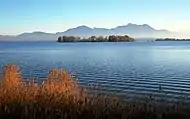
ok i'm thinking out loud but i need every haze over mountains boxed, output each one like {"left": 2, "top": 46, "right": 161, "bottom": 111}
{"left": 0, "top": 23, "right": 176, "bottom": 41}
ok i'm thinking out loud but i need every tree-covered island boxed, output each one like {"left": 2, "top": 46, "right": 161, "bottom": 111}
{"left": 57, "top": 35, "right": 135, "bottom": 42}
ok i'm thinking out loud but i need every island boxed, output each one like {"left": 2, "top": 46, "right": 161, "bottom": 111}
{"left": 57, "top": 35, "right": 135, "bottom": 42}
{"left": 156, "top": 38, "right": 190, "bottom": 41}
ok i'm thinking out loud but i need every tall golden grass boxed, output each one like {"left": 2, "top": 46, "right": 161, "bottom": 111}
{"left": 0, "top": 65, "right": 85, "bottom": 105}
{"left": 0, "top": 65, "right": 189, "bottom": 119}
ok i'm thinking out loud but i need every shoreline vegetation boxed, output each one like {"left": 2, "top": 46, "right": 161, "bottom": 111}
{"left": 0, "top": 65, "right": 190, "bottom": 119}
{"left": 156, "top": 38, "right": 190, "bottom": 41}
{"left": 57, "top": 35, "right": 135, "bottom": 42}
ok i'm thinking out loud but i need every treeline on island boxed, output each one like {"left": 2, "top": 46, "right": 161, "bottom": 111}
{"left": 57, "top": 35, "right": 134, "bottom": 42}
{"left": 156, "top": 38, "right": 190, "bottom": 41}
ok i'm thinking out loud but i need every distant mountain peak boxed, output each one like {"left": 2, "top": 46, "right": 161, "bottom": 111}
{"left": 141, "top": 24, "right": 154, "bottom": 29}
{"left": 126, "top": 23, "right": 153, "bottom": 29}
{"left": 76, "top": 25, "right": 91, "bottom": 29}
{"left": 115, "top": 23, "right": 154, "bottom": 30}
{"left": 32, "top": 31, "right": 46, "bottom": 34}
{"left": 127, "top": 23, "right": 137, "bottom": 26}
{"left": 65, "top": 25, "right": 92, "bottom": 32}
{"left": 142, "top": 24, "right": 149, "bottom": 26}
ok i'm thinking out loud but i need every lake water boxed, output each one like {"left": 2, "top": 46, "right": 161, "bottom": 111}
{"left": 0, "top": 41, "right": 190, "bottom": 101}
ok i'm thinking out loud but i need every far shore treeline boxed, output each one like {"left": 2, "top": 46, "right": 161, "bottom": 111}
{"left": 57, "top": 35, "right": 135, "bottom": 42}
{"left": 156, "top": 38, "right": 190, "bottom": 41}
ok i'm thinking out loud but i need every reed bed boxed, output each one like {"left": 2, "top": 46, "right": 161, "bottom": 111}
{"left": 0, "top": 65, "right": 189, "bottom": 119}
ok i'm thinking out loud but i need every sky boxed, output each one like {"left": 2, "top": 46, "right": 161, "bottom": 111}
{"left": 0, "top": 0, "right": 190, "bottom": 35}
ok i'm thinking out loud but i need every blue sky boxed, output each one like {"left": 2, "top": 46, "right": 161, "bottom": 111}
{"left": 0, "top": 0, "right": 190, "bottom": 35}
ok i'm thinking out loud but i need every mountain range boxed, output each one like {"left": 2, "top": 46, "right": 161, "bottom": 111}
{"left": 0, "top": 23, "right": 176, "bottom": 41}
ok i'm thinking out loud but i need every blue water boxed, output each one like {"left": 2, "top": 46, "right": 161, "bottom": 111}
{"left": 0, "top": 41, "right": 190, "bottom": 101}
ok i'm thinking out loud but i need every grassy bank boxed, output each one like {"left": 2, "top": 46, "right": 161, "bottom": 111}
{"left": 0, "top": 65, "right": 189, "bottom": 119}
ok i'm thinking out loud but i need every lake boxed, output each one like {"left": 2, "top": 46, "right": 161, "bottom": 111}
{"left": 0, "top": 41, "right": 190, "bottom": 101}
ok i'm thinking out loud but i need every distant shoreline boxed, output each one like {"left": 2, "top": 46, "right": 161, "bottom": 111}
{"left": 156, "top": 38, "right": 190, "bottom": 41}
{"left": 57, "top": 35, "right": 135, "bottom": 42}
